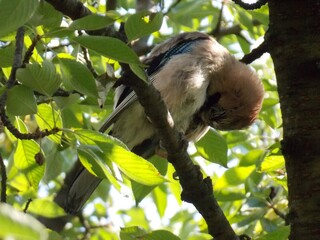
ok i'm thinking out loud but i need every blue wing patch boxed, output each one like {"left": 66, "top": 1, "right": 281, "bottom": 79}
{"left": 115, "top": 38, "right": 205, "bottom": 107}
{"left": 146, "top": 38, "right": 203, "bottom": 76}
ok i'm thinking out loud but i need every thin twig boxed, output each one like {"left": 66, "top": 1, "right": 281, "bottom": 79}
{"left": 22, "top": 34, "right": 41, "bottom": 67}
{"left": 23, "top": 198, "right": 32, "bottom": 213}
{"left": 268, "top": 202, "right": 289, "bottom": 225}
{"left": 6, "top": 27, "right": 25, "bottom": 89}
{"left": 232, "top": 0, "right": 268, "bottom": 10}
{"left": 164, "top": 0, "right": 182, "bottom": 15}
{"left": 211, "top": 2, "right": 225, "bottom": 36}
{"left": 0, "top": 108, "right": 60, "bottom": 139}
{"left": 78, "top": 212, "right": 91, "bottom": 240}
{"left": 81, "top": 46, "right": 99, "bottom": 78}
{"left": 0, "top": 28, "right": 61, "bottom": 140}
{"left": 0, "top": 153, "right": 7, "bottom": 203}
{"left": 240, "top": 38, "right": 269, "bottom": 64}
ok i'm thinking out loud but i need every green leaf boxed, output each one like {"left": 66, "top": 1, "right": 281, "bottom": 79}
{"left": 195, "top": 129, "right": 228, "bottom": 167}
{"left": 0, "top": 0, "right": 39, "bottom": 38}
{"left": 29, "top": 0, "right": 63, "bottom": 29}
{"left": 236, "top": 35, "right": 250, "bottom": 54}
{"left": 152, "top": 184, "right": 167, "bottom": 218}
{"left": 257, "top": 226, "right": 290, "bottom": 240}
{"left": 144, "top": 230, "right": 180, "bottom": 240}
{"left": 104, "top": 144, "right": 166, "bottom": 186}
{"left": 74, "top": 35, "right": 140, "bottom": 64}
{"left": 14, "top": 140, "right": 44, "bottom": 190}
{"left": 125, "top": 11, "right": 163, "bottom": 41}
{"left": 27, "top": 199, "right": 66, "bottom": 218}
{"left": 214, "top": 166, "right": 256, "bottom": 190}
{"left": 35, "top": 103, "right": 62, "bottom": 144}
{"left": 240, "top": 149, "right": 265, "bottom": 167}
{"left": 74, "top": 129, "right": 166, "bottom": 186}
{"left": 58, "top": 58, "right": 98, "bottom": 98}
{"left": 215, "top": 189, "right": 246, "bottom": 201}
{"left": 53, "top": 93, "right": 80, "bottom": 109}
{"left": 43, "top": 27, "right": 75, "bottom": 38}
{"left": 0, "top": 43, "right": 15, "bottom": 67}
{"left": 130, "top": 63, "right": 148, "bottom": 81}
{"left": 70, "top": 14, "right": 115, "bottom": 30}
{"left": 17, "top": 61, "right": 61, "bottom": 96}
{"left": 78, "top": 146, "right": 121, "bottom": 191}
{"left": 120, "top": 226, "right": 147, "bottom": 240}
{"left": 132, "top": 156, "right": 168, "bottom": 205}
{"left": 6, "top": 85, "right": 37, "bottom": 116}
{"left": 0, "top": 203, "right": 48, "bottom": 240}
{"left": 260, "top": 155, "right": 285, "bottom": 172}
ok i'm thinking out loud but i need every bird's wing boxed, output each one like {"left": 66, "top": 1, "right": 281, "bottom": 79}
{"left": 99, "top": 33, "right": 210, "bottom": 132}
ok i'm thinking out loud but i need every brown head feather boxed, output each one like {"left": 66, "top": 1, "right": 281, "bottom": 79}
{"left": 206, "top": 56, "right": 264, "bottom": 130}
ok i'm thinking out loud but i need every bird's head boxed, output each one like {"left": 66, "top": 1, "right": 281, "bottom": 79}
{"left": 201, "top": 58, "right": 264, "bottom": 131}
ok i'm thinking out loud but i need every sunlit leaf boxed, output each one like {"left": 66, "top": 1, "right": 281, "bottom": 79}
{"left": 214, "top": 166, "right": 256, "bottom": 190}
{"left": 6, "top": 85, "right": 37, "bottom": 116}
{"left": 0, "top": 203, "right": 48, "bottom": 240}
{"left": 35, "top": 103, "right": 62, "bottom": 144}
{"left": 260, "top": 155, "right": 285, "bottom": 172}
{"left": 240, "top": 149, "right": 265, "bottom": 167}
{"left": 74, "top": 129, "right": 166, "bottom": 186}
{"left": 14, "top": 140, "right": 44, "bottom": 190}
{"left": 78, "top": 146, "right": 121, "bottom": 191}
{"left": 27, "top": 199, "right": 66, "bottom": 218}
{"left": 122, "top": 208, "right": 150, "bottom": 230}
{"left": 132, "top": 156, "right": 168, "bottom": 205}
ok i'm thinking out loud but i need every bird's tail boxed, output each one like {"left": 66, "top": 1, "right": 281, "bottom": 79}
{"left": 54, "top": 160, "right": 102, "bottom": 214}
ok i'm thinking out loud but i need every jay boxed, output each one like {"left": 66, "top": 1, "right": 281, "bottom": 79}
{"left": 55, "top": 32, "right": 264, "bottom": 214}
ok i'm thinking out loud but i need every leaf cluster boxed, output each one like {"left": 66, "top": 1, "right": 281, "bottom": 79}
{"left": 0, "top": 0, "right": 287, "bottom": 239}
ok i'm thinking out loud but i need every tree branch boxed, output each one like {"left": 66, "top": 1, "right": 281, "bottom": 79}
{"left": 0, "top": 110, "right": 60, "bottom": 139}
{"left": 240, "top": 37, "right": 269, "bottom": 64}
{"left": 0, "top": 153, "right": 7, "bottom": 203}
{"left": 211, "top": 2, "right": 225, "bottom": 36}
{"left": 6, "top": 27, "right": 25, "bottom": 89}
{"left": 23, "top": 198, "right": 32, "bottom": 213}
{"left": 22, "top": 34, "right": 41, "bottom": 67}
{"left": 120, "top": 65, "right": 241, "bottom": 240}
{"left": 45, "top": 0, "right": 119, "bottom": 37}
{"left": 232, "top": 0, "right": 268, "bottom": 10}
{"left": 0, "top": 27, "right": 61, "bottom": 140}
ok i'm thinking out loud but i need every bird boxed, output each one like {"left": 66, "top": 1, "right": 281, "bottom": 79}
{"left": 54, "top": 31, "right": 264, "bottom": 216}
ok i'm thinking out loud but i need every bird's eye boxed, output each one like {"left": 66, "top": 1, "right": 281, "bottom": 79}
{"left": 209, "top": 105, "right": 226, "bottom": 122}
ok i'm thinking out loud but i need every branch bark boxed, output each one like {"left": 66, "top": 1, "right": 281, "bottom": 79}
{"left": 0, "top": 154, "right": 7, "bottom": 203}
{"left": 268, "top": 0, "right": 320, "bottom": 239}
